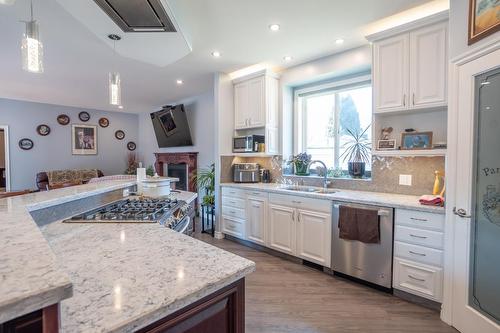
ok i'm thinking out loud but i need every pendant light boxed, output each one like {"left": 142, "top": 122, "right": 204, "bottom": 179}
{"left": 108, "top": 34, "right": 121, "bottom": 106}
{"left": 21, "top": 1, "right": 43, "bottom": 73}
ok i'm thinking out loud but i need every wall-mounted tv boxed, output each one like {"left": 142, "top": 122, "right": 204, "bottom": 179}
{"left": 150, "top": 104, "right": 193, "bottom": 148}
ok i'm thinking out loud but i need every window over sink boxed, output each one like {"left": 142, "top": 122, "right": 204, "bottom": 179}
{"left": 294, "top": 75, "right": 372, "bottom": 176}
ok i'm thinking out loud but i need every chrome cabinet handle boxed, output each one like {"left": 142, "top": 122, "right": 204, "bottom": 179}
{"left": 410, "top": 217, "right": 428, "bottom": 222}
{"left": 403, "top": 94, "right": 406, "bottom": 106}
{"left": 409, "top": 250, "right": 426, "bottom": 257}
{"left": 292, "top": 210, "right": 295, "bottom": 221}
{"left": 252, "top": 204, "right": 260, "bottom": 208}
{"left": 453, "top": 207, "right": 471, "bottom": 218}
{"left": 229, "top": 210, "right": 236, "bottom": 214}
{"left": 252, "top": 192, "right": 260, "bottom": 195}
{"left": 292, "top": 200, "right": 302, "bottom": 204}
{"left": 412, "top": 93, "right": 415, "bottom": 105}
{"left": 410, "top": 234, "right": 427, "bottom": 239}
{"left": 408, "top": 275, "right": 425, "bottom": 282}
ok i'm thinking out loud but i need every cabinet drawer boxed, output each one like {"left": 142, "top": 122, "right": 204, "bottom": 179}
{"left": 222, "top": 216, "right": 245, "bottom": 239}
{"left": 395, "top": 225, "right": 444, "bottom": 250}
{"left": 393, "top": 257, "right": 443, "bottom": 302}
{"left": 395, "top": 209, "right": 445, "bottom": 231}
{"left": 221, "top": 187, "right": 246, "bottom": 199}
{"left": 222, "top": 196, "right": 246, "bottom": 209}
{"left": 269, "top": 193, "right": 331, "bottom": 213}
{"left": 394, "top": 241, "right": 443, "bottom": 267}
{"left": 222, "top": 206, "right": 246, "bottom": 220}
{"left": 246, "top": 190, "right": 269, "bottom": 199}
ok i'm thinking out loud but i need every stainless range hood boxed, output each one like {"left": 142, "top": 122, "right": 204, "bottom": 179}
{"left": 93, "top": 0, "right": 176, "bottom": 32}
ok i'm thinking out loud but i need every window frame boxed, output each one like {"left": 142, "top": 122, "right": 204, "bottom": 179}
{"left": 293, "top": 74, "right": 372, "bottom": 170}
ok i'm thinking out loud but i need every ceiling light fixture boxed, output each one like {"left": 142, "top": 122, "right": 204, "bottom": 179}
{"left": 21, "top": 1, "right": 43, "bottom": 73}
{"left": 283, "top": 55, "right": 292, "bottom": 62}
{"left": 108, "top": 34, "right": 121, "bottom": 106}
{"left": 335, "top": 38, "right": 344, "bottom": 45}
{"left": 269, "top": 24, "right": 280, "bottom": 31}
{"left": 176, "top": 79, "right": 183, "bottom": 85}
{"left": 211, "top": 51, "right": 221, "bottom": 58}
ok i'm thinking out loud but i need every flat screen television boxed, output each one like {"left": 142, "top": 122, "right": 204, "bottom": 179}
{"left": 150, "top": 104, "right": 193, "bottom": 148}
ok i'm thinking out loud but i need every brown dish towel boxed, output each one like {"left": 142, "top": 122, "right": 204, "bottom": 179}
{"left": 339, "top": 205, "right": 380, "bottom": 243}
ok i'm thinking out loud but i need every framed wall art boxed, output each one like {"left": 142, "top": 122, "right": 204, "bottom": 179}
{"left": 468, "top": 0, "right": 500, "bottom": 44}
{"left": 401, "top": 131, "right": 433, "bottom": 150}
{"left": 72, "top": 124, "right": 97, "bottom": 155}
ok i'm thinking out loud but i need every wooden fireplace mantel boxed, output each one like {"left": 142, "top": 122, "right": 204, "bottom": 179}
{"left": 154, "top": 152, "right": 198, "bottom": 194}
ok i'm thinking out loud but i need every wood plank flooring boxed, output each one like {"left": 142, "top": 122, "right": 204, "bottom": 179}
{"left": 195, "top": 234, "right": 458, "bottom": 333}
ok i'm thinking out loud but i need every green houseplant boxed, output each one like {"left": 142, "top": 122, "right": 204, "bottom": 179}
{"left": 340, "top": 125, "right": 371, "bottom": 178}
{"left": 191, "top": 163, "right": 215, "bottom": 205}
{"left": 290, "top": 152, "right": 312, "bottom": 176}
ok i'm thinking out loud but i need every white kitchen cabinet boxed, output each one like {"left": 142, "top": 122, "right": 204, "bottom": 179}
{"left": 246, "top": 195, "right": 267, "bottom": 246}
{"left": 296, "top": 209, "right": 331, "bottom": 267}
{"left": 371, "top": 20, "right": 448, "bottom": 114}
{"left": 267, "top": 204, "right": 296, "bottom": 256}
{"left": 234, "top": 81, "right": 249, "bottom": 129}
{"left": 246, "top": 76, "right": 266, "bottom": 128}
{"left": 221, "top": 216, "right": 246, "bottom": 239}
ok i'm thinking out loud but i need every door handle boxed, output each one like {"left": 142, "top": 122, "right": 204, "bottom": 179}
{"left": 453, "top": 207, "right": 471, "bottom": 219}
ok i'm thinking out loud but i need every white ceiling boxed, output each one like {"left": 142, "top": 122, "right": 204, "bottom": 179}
{"left": 0, "top": 0, "right": 433, "bottom": 114}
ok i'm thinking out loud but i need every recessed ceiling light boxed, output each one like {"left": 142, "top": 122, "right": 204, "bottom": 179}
{"left": 118, "top": 105, "right": 123, "bottom": 109}
{"left": 269, "top": 24, "right": 280, "bottom": 31}
{"left": 211, "top": 51, "right": 221, "bottom": 58}
{"left": 176, "top": 79, "right": 183, "bottom": 85}
{"left": 283, "top": 56, "right": 292, "bottom": 62}
{"left": 335, "top": 38, "right": 344, "bottom": 45}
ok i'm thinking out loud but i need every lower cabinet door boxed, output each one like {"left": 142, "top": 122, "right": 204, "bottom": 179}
{"left": 267, "top": 204, "right": 295, "bottom": 255}
{"left": 296, "top": 209, "right": 332, "bottom": 267}
{"left": 393, "top": 257, "right": 443, "bottom": 302}
{"left": 246, "top": 198, "right": 267, "bottom": 246}
{"left": 222, "top": 216, "right": 246, "bottom": 240}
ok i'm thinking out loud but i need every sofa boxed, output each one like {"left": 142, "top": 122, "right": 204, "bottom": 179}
{"left": 36, "top": 169, "right": 104, "bottom": 191}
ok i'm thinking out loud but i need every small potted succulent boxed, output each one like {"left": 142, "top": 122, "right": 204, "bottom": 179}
{"left": 341, "top": 126, "right": 371, "bottom": 178}
{"left": 290, "top": 152, "right": 312, "bottom": 176}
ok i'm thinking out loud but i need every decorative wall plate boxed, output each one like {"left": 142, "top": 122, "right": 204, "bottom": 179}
{"left": 127, "top": 141, "right": 136, "bottom": 151}
{"left": 19, "top": 138, "right": 34, "bottom": 150}
{"left": 115, "top": 130, "right": 125, "bottom": 140}
{"left": 36, "top": 124, "right": 51, "bottom": 136}
{"left": 98, "top": 117, "right": 109, "bottom": 128}
{"left": 78, "top": 111, "right": 90, "bottom": 122}
{"left": 57, "top": 114, "right": 70, "bottom": 125}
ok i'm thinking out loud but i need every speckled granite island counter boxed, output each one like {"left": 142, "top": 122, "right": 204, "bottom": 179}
{"left": 1, "top": 180, "right": 255, "bottom": 332}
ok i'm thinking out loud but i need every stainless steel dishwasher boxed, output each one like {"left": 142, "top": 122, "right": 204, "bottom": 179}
{"left": 332, "top": 202, "right": 394, "bottom": 289}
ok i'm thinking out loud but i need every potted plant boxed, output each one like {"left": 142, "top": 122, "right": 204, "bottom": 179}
{"left": 191, "top": 163, "right": 215, "bottom": 206}
{"left": 341, "top": 126, "right": 371, "bottom": 178}
{"left": 290, "top": 152, "right": 312, "bottom": 176}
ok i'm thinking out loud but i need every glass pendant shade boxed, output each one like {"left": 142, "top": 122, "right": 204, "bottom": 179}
{"left": 109, "top": 72, "right": 121, "bottom": 106}
{"left": 21, "top": 20, "right": 43, "bottom": 73}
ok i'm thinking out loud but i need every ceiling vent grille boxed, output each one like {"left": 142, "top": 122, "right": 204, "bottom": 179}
{"left": 93, "top": 0, "right": 176, "bottom": 32}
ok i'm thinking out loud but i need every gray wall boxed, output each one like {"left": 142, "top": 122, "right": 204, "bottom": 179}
{"left": 449, "top": 0, "right": 500, "bottom": 59}
{"left": 0, "top": 98, "right": 138, "bottom": 190}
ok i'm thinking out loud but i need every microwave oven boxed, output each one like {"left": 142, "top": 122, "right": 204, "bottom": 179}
{"left": 233, "top": 135, "right": 265, "bottom": 153}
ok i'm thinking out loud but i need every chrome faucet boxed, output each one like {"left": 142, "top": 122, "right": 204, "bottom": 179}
{"left": 307, "top": 160, "right": 331, "bottom": 189}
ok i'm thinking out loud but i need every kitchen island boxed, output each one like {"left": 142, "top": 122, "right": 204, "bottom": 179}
{"left": 0, "top": 180, "right": 255, "bottom": 332}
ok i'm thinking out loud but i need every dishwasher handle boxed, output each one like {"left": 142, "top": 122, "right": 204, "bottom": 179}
{"left": 333, "top": 204, "right": 391, "bottom": 216}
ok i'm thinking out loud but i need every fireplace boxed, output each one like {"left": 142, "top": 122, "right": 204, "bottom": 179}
{"left": 154, "top": 152, "right": 198, "bottom": 194}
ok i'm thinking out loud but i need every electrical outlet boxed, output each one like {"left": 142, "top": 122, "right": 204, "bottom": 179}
{"left": 399, "top": 174, "right": 412, "bottom": 186}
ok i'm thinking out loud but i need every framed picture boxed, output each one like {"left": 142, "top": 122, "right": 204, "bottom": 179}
{"left": 36, "top": 124, "right": 51, "bottom": 136}
{"left": 72, "top": 124, "right": 97, "bottom": 155}
{"left": 57, "top": 114, "right": 70, "bottom": 125}
{"left": 98, "top": 117, "right": 109, "bottom": 128}
{"left": 401, "top": 131, "right": 433, "bottom": 150}
{"left": 115, "top": 130, "right": 125, "bottom": 140}
{"left": 377, "top": 139, "right": 397, "bottom": 150}
{"left": 127, "top": 141, "right": 136, "bottom": 151}
{"left": 18, "top": 138, "right": 34, "bottom": 150}
{"left": 158, "top": 109, "right": 178, "bottom": 137}
{"left": 468, "top": 0, "right": 500, "bottom": 45}
{"left": 78, "top": 111, "right": 90, "bottom": 122}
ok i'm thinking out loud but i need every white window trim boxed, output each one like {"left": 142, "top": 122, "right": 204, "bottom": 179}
{"left": 292, "top": 74, "right": 372, "bottom": 162}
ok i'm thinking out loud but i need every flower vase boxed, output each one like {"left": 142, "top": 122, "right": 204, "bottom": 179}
{"left": 294, "top": 162, "right": 310, "bottom": 176}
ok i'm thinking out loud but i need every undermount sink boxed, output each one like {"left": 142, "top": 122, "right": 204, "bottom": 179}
{"left": 281, "top": 186, "right": 336, "bottom": 194}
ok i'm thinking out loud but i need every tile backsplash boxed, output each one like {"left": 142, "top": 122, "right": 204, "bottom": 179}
{"left": 220, "top": 155, "right": 445, "bottom": 196}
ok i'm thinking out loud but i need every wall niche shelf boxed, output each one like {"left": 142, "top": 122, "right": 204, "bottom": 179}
{"left": 372, "top": 149, "right": 447, "bottom": 157}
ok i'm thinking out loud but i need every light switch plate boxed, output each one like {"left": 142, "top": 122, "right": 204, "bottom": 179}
{"left": 399, "top": 174, "right": 412, "bottom": 186}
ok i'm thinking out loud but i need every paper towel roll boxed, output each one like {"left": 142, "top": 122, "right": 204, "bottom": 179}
{"left": 136, "top": 168, "right": 146, "bottom": 181}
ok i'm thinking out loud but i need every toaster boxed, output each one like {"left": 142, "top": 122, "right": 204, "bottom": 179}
{"left": 233, "top": 163, "right": 260, "bottom": 183}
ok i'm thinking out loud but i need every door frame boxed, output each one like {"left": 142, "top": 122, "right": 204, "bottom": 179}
{"left": 0, "top": 125, "right": 10, "bottom": 192}
{"left": 442, "top": 41, "right": 500, "bottom": 328}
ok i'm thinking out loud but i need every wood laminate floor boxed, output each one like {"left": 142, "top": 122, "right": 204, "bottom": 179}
{"left": 195, "top": 233, "right": 458, "bottom": 333}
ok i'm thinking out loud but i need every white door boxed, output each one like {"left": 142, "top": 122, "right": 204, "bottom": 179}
{"left": 267, "top": 204, "right": 295, "bottom": 255}
{"left": 234, "top": 81, "right": 249, "bottom": 129}
{"left": 296, "top": 209, "right": 331, "bottom": 267}
{"left": 373, "top": 34, "right": 409, "bottom": 113}
{"left": 247, "top": 197, "right": 267, "bottom": 245}
{"left": 247, "top": 76, "right": 266, "bottom": 128}
{"left": 409, "top": 22, "right": 447, "bottom": 109}
{"left": 449, "top": 47, "right": 500, "bottom": 333}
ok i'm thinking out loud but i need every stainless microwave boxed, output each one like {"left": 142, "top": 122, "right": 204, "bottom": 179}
{"left": 233, "top": 135, "right": 265, "bottom": 153}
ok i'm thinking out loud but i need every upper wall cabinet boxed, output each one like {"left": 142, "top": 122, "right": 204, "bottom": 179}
{"left": 233, "top": 71, "right": 279, "bottom": 130}
{"left": 371, "top": 19, "right": 448, "bottom": 114}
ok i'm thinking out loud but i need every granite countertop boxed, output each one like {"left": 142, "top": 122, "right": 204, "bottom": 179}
{"left": 1, "top": 180, "right": 255, "bottom": 332}
{"left": 220, "top": 182, "right": 445, "bottom": 214}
